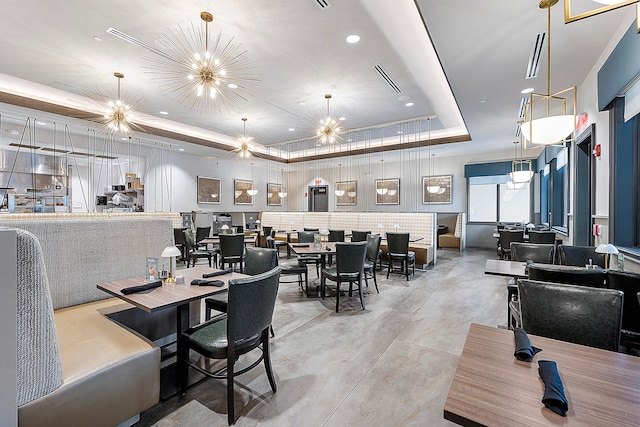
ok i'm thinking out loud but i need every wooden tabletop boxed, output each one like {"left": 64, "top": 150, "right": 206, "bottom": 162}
{"left": 484, "top": 259, "right": 528, "bottom": 278}
{"left": 96, "top": 266, "right": 245, "bottom": 313}
{"left": 444, "top": 323, "right": 640, "bottom": 426}
{"left": 199, "top": 235, "right": 256, "bottom": 245}
{"left": 289, "top": 241, "right": 337, "bottom": 255}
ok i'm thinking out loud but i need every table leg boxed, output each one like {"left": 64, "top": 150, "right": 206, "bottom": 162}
{"left": 286, "top": 233, "right": 292, "bottom": 258}
{"left": 176, "top": 303, "right": 189, "bottom": 394}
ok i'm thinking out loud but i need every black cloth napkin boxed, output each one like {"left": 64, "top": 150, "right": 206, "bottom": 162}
{"left": 202, "top": 269, "right": 232, "bottom": 278}
{"left": 538, "top": 360, "right": 569, "bottom": 416}
{"left": 121, "top": 280, "right": 162, "bottom": 295}
{"left": 513, "top": 328, "right": 542, "bottom": 361}
{"left": 190, "top": 279, "right": 225, "bottom": 287}
{"left": 292, "top": 244, "right": 310, "bottom": 248}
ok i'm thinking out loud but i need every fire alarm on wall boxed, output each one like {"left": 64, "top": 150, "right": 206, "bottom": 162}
{"left": 592, "top": 144, "right": 601, "bottom": 157}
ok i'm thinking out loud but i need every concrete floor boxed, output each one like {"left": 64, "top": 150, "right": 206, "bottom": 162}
{"left": 138, "top": 248, "right": 506, "bottom": 427}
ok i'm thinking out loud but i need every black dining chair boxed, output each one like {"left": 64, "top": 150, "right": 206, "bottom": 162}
{"left": 204, "top": 247, "right": 278, "bottom": 321}
{"left": 180, "top": 267, "right": 281, "bottom": 426}
{"left": 527, "top": 230, "right": 557, "bottom": 244}
{"left": 557, "top": 245, "right": 605, "bottom": 268}
{"left": 607, "top": 270, "right": 640, "bottom": 352}
{"left": 386, "top": 232, "right": 415, "bottom": 281}
{"left": 350, "top": 230, "right": 371, "bottom": 242}
{"left": 510, "top": 242, "right": 555, "bottom": 264}
{"left": 326, "top": 230, "right": 345, "bottom": 265}
{"left": 321, "top": 242, "right": 367, "bottom": 312}
{"left": 498, "top": 229, "right": 525, "bottom": 260}
{"left": 526, "top": 264, "right": 607, "bottom": 288}
{"left": 363, "top": 234, "right": 382, "bottom": 293}
{"left": 219, "top": 233, "right": 245, "bottom": 273}
{"left": 269, "top": 229, "right": 288, "bottom": 258}
{"left": 173, "top": 227, "right": 187, "bottom": 262}
{"left": 517, "top": 279, "right": 623, "bottom": 351}
{"left": 267, "top": 235, "right": 310, "bottom": 296}
{"left": 296, "top": 231, "right": 322, "bottom": 277}
{"left": 183, "top": 229, "right": 214, "bottom": 268}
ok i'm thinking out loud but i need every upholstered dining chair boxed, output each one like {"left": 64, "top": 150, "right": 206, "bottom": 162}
{"left": 498, "top": 229, "right": 525, "bottom": 260}
{"left": 183, "top": 229, "right": 214, "bottom": 268}
{"left": 326, "top": 230, "right": 345, "bottom": 265}
{"left": 173, "top": 227, "right": 187, "bottom": 262}
{"left": 386, "top": 232, "right": 415, "bottom": 281}
{"left": 350, "top": 230, "right": 371, "bottom": 242}
{"left": 527, "top": 230, "right": 557, "bottom": 244}
{"left": 321, "top": 242, "right": 367, "bottom": 312}
{"left": 180, "top": 267, "right": 281, "bottom": 426}
{"left": 219, "top": 233, "right": 245, "bottom": 273}
{"left": 296, "top": 231, "right": 322, "bottom": 277}
{"left": 363, "top": 234, "right": 382, "bottom": 293}
{"left": 517, "top": 279, "right": 623, "bottom": 351}
{"left": 269, "top": 229, "right": 288, "bottom": 258}
{"left": 205, "top": 247, "right": 278, "bottom": 321}
{"left": 607, "top": 270, "right": 640, "bottom": 351}
{"left": 557, "top": 245, "right": 605, "bottom": 268}
{"left": 267, "top": 236, "right": 310, "bottom": 295}
{"left": 526, "top": 264, "right": 607, "bottom": 288}
{"left": 510, "top": 242, "right": 555, "bottom": 264}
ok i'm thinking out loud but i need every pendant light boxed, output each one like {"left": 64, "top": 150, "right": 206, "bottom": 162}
{"left": 508, "top": 140, "right": 533, "bottom": 184}
{"left": 520, "top": 0, "right": 576, "bottom": 147}
{"left": 247, "top": 162, "right": 258, "bottom": 196}
{"left": 317, "top": 94, "right": 341, "bottom": 144}
{"left": 234, "top": 117, "right": 253, "bottom": 158}
{"left": 104, "top": 72, "right": 132, "bottom": 134}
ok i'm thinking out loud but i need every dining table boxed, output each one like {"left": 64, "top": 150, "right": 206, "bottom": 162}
{"left": 289, "top": 241, "right": 337, "bottom": 269}
{"left": 96, "top": 266, "right": 246, "bottom": 399}
{"left": 444, "top": 323, "right": 640, "bottom": 426}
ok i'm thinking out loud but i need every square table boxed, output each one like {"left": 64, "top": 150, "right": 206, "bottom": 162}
{"left": 484, "top": 259, "right": 528, "bottom": 278}
{"left": 289, "top": 241, "right": 337, "bottom": 269}
{"left": 97, "top": 266, "right": 246, "bottom": 398}
{"left": 444, "top": 323, "right": 640, "bottom": 426}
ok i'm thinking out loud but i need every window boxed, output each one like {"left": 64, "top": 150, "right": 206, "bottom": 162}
{"left": 468, "top": 176, "right": 531, "bottom": 223}
{"left": 538, "top": 147, "right": 569, "bottom": 234}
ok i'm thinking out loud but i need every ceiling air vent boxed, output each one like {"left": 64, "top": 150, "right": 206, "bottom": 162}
{"left": 106, "top": 27, "right": 170, "bottom": 59}
{"left": 373, "top": 65, "right": 402, "bottom": 94}
{"left": 312, "top": 0, "right": 332, "bottom": 10}
{"left": 525, "top": 32, "right": 545, "bottom": 79}
{"left": 518, "top": 97, "right": 527, "bottom": 118}
{"left": 515, "top": 125, "right": 521, "bottom": 139}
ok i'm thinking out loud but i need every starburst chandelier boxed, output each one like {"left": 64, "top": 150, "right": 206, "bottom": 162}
{"left": 317, "top": 94, "right": 341, "bottom": 144}
{"left": 104, "top": 72, "right": 132, "bottom": 134}
{"left": 234, "top": 117, "right": 253, "bottom": 159}
{"left": 146, "top": 11, "right": 258, "bottom": 114}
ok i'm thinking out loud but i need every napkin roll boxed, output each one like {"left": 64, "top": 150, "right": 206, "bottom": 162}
{"left": 191, "top": 279, "right": 225, "bottom": 287}
{"left": 538, "top": 360, "right": 569, "bottom": 416}
{"left": 202, "top": 269, "right": 233, "bottom": 278}
{"left": 513, "top": 328, "right": 542, "bottom": 362}
{"left": 121, "top": 280, "right": 162, "bottom": 295}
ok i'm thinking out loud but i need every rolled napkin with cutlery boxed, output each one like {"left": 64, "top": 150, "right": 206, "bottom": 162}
{"left": 121, "top": 280, "right": 162, "bottom": 295}
{"left": 513, "top": 328, "right": 542, "bottom": 362}
{"left": 190, "top": 279, "right": 225, "bottom": 287}
{"left": 202, "top": 269, "right": 233, "bottom": 278}
{"left": 538, "top": 360, "right": 569, "bottom": 416}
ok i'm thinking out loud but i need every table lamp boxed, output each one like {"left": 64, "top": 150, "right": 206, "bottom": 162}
{"left": 393, "top": 224, "right": 400, "bottom": 232}
{"left": 255, "top": 219, "right": 261, "bottom": 229}
{"left": 161, "top": 246, "right": 182, "bottom": 283}
{"left": 320, "top": 229, "right": 329, "bottom": 242}
{"left": 595, "top": 243, "right": 619, "bottom": 269}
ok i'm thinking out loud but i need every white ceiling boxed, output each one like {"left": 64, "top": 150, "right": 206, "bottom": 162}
{"left": 0, "top": 0, "right": 632, "bottom": 160}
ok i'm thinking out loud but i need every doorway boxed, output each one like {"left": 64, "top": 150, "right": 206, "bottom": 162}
{"left": 574, "top": 124, "right": 595, "bottom": 246}
{"left": 308, "top": 185, "right": 328, "bottom": 212}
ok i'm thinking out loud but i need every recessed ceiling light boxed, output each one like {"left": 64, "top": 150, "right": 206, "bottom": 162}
{"left": 347, "top": 139, "right": 352, "bottom": 142}
{"left": 397, "top": 131, "right": 403, "bottom": 134}
{"left": 339, "top": 116, "right": 346, "bottom": 121}
{"left": 228, "top": 83, "right": 238, "bottom": 89}
{"left": 36, "top": 122, "right": 47, "bottom": 126}
{"left": 521, "top": 87, "right": 534, "bottom": 94}
{"left": 297, "top": 102, "right": 306, "bottom": 106}
{"left": 405, "top": 102, "right": 414, "bottom": 107}
{"left": 346, "top": 34, "right": 360, "bottom": 44}
{"left": 121, "top": 137, "right": 128, "bottom": 141}
{"left": 178, "top": 148, "right": 185, "bottom": 152}
{"left": 480, "top": 100, "right": 487, "bottom": 103}
{"left": 93, "top": 36, "right": 102, "bottom": 42}
{"left": 288, "top": 128, "right": 295, "bottom": 132}
{"left": 159, "top": 111, "right": 169, "bottom": 115}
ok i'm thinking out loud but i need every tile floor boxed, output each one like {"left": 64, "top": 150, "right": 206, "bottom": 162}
{"left": 138, "top": 248, "right": 506, "bottom": 426}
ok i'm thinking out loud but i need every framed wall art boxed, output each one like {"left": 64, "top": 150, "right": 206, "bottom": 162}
{"left": 197, "top": 176, "right": 221, "bottom": 204}
{"left": 234, "top": 179, "right": 254, "bottom": 205}
{"left": 267, "top": 183, "right": 283, "bottom": 206}
{"left": 335, "top": 181, "right": 357, "bottom": 206}
{"left": 423, "top": 175, "right": 453, "bottom": 204}
{"left": 375, "top": 178, "right": 400, "bottom": 205}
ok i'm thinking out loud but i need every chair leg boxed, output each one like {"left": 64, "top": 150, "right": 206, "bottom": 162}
{"left": 321, "top": 275, "right": 325, "bottom": 299}
{"left": 386, "top": 258, "right": 392, "bottom": 279}
{"left": 373, "top": 268, "right": 379, "bottom": 293}
{"left": 405, "top": 258, "right": 409, "bottom": 281}
{"left": 270, "top": 324, "right": 275, "bottom": 338}
{"left": 358, "top": 277, "right": 365, "bottom": 310}
{"left": 179, "top": 336, "right": 189, "bottom": 395}
{"left": 263, "top": 330, "right": 277, "bottom": 392}
{"left": 335, "top": 281, "right": 341, "bottom": 312}
{"left": 227, "top": 351, "right": 236, "bottom": 426}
